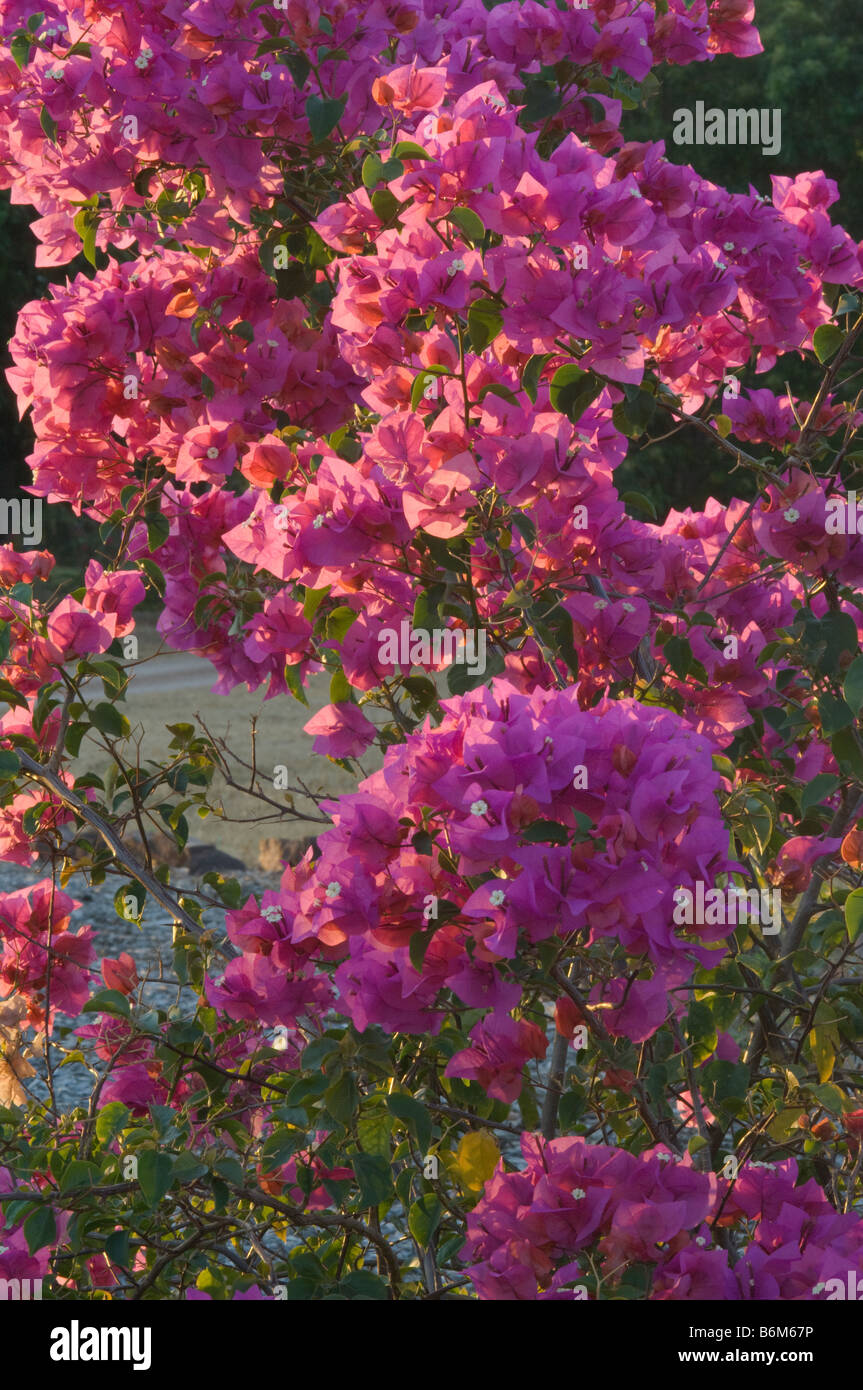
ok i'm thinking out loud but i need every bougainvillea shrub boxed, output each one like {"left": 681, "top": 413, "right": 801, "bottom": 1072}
{"left": 0, "top": 0, "right": 862, "bottom": 1301}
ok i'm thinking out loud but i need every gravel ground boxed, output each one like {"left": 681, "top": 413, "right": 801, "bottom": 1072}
{"left": 3, "top": 853, "right": 546, "bottom": 1163}
{"left": 0, "top": 855, "right": 282, "bottom": 1112}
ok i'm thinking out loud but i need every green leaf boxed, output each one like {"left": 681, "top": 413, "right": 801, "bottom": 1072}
{"left": 844, "top": 654, "right": 863, "bottom": 714}
{"left": 516, "top": 78, "right": 561, "bottom": 125}
{"left": 478, "top": 382, "right": 519, "bottom": 406}
{"left": 73, "top": 207, "right": 98, "bottom": 267}
{"left": 410, "top": 365, "right": 450, "bottom": 410}
{"left": 59, "top": 1160, "right": 101, "bottom": 1192}
{"left": 351, "top": 1151, "right": 393, "bottom": 1208}
{"left": 283, "top": 51, "right": 311, "bottom": 86}
{"left": 613, "top": 390, "right": 655, "bottom": 439}
{"left": 445, "top": 643, "right": 504, "bottom": 694}
{"left": 329, "top": 669, "right": 352, "bottom": 704}
{"left": 813, "top": 323, "right": 845, "bottom": 363}
{"left": 0, "top": 749, "right": 20, "bottom": 778}
{"left": 10, "top": 34, "right": 32, "bottom": 70}
{"left": 831, "top": 728, "right": 863, "bottom": 781}
{"left": 392, "top": 140, "right": 432, "bottom": 160}
{"left": 412, "top": 583, "right": 445, "bottom": 632}
{"left": 24, "top": 1206, "right": 56, "bottom": 1255}
{"left": 303, "top": 585, "right": 331, "bottom": 622}
{"left": 361, "top": 152, "right": 403, "bottom": 187}
{"left": 521, "top": 353, "right": 553, "bottom": 404}
{"left": 622, "top": 490, "right": 657, "bottom": 521}
{"left": 845, "top": 887, "right": 863, "bottom": 944}
{"left": 39, "top": 105, "right": 58, "bottom": 143}
{"left": 90, "top": 702, "right": 129, "bottom": 738}
{"left": 325, "top": 605, "right": 359, "bottom": 644}
{"left": 467, "top": 298, "right": 502, "bottom": 353}
{"left": 521, "top": 819, "right": 569, "bottom": 845}
{"left": 95, "top": 1102, "right": 131, "bottom": 1146}
{"left": 448, "top": 206, "right": 485, "bottom": 246}
{"left": 338, "top": 1269, "right": 389, "bottom": 1300}
{"left": 559, "top": 1090, "right": 585, "bottom": 1130}
{"left": 510, "top": 510, "right": 537, "bottom": 546}
{"left": 818, "top": 692, "right": 854, "bottom": 735}
{"left": 357, "top": 1108, "right": 393, "bottom": 1159}
{"left": 664, "top": 635, "right": 692, "bottom": 680}
{"left": 82, "top": 989, "right": 131, "bottom": 1021}
{"left": 548, "top": 364, "right": 603, "bottom": 423}
{"left": 325, "top": 1072, "right": 359, "bottom": 1125}
{"left": 283, "top": 662, "right": 309, "bottom": 706}
{"left": 386, "top": 1094, "right": 432, "bottom": 1153}
{"left": 137, "top": 1150, "right": 174, "bottom": 1206}
{"left": 408, "top": 1194, "right": 442, "bottom": 1247}
{"left": 305, "top": 94, "right": 346, "bottom": 143}
{"left": 370, "top": 188, "right": 401, "bottom": 223}
{"left": 105, "top": 1229, "right": 131, "bottom": 1269}
{"left": 800, "top": 773, "right": 840, "bottom": 815}
{"left": 408, "top": 926, "right": 438, "bottom": 975}
{"left": 212, "top": 1157, "right": 245, "bottom": 1186}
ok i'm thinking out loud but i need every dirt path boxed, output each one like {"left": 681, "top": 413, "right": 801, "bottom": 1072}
{"left": 72, "top": 621, "right": 381, "bottom": 867}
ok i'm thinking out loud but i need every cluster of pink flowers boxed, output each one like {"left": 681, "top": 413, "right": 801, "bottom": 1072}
{"left": 207, "top": 680, "right": 736, "bottom": 1072}
{"left": 0, "top": 880, "right": 93, "bottom": 1028}
{"left": 464, "top": 1136, "right": 863, "bottom": 1300}
{"left": 0, "top": 0, "right": 761, "bottom": 267}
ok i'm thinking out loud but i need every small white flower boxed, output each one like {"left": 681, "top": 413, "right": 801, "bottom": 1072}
{"left": 783, "top": 507, "right": 800, "bottom": 523}
{"left": 488, "top": 94, "right": 505, "bottom": 109}
{"left": 261, "top": 68, "right": 272, "bottom": 80}
{"left": 544, "top": 735, "right": 553, "bottom": 746}
{"left": 716, "top": 260, "right": 727, "bottom": 272}
{"left": 313, "top": 514, "right": 326, "bottom": 529}
{"left": 695, "top": 1236, "right": 707, "bottom": 1247}
{"left": 593, "top": 598, "right": 608, "bottom": 611}
{"left": 447, "top": 257, "right": 466, "bottom": 277}
{"left": 202, "top": 74, "right": 209, "bottom": 87}
{"left": 489, "top": 888, "right": 506, "bottom": 907}
{"left": 260, "top": 904, "right": 283, "bottom": 923}
{"left": 267, "top": 338, "right": 279, "bottom": 348}
{"left": 572, "top": 1188, "right": 586, "bottom": 1200}
{"left": 723, "top": 241, "right": 735, "bottom": 252}
{"left": 622, "top": 602, "right": 635, "bottom": 613}
{"left": 142, "top": 48, "right": 153, "bottom": 59}
{"left": 657, "top": 1152, "right": 672, "bottom": 1162}
{"left": 629, "top": 187, "right": 643, "bottom": 198}
{"left": 812, "top": 1282, "right": 826, "bottom": 1296}
{"left": 134, "top": 55, "right": 149, "bottom": 69}
{"left": 470, "top": 799, "right": 489, "bottom": 816}
{"left": 325, "top": 881, "right": 341, "bottom": 900}
{"left": 206, "top": 446, "right": 219, "bottom": 459}
{"left": 48, "top": 66, "right": 64, "bottom": 80}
